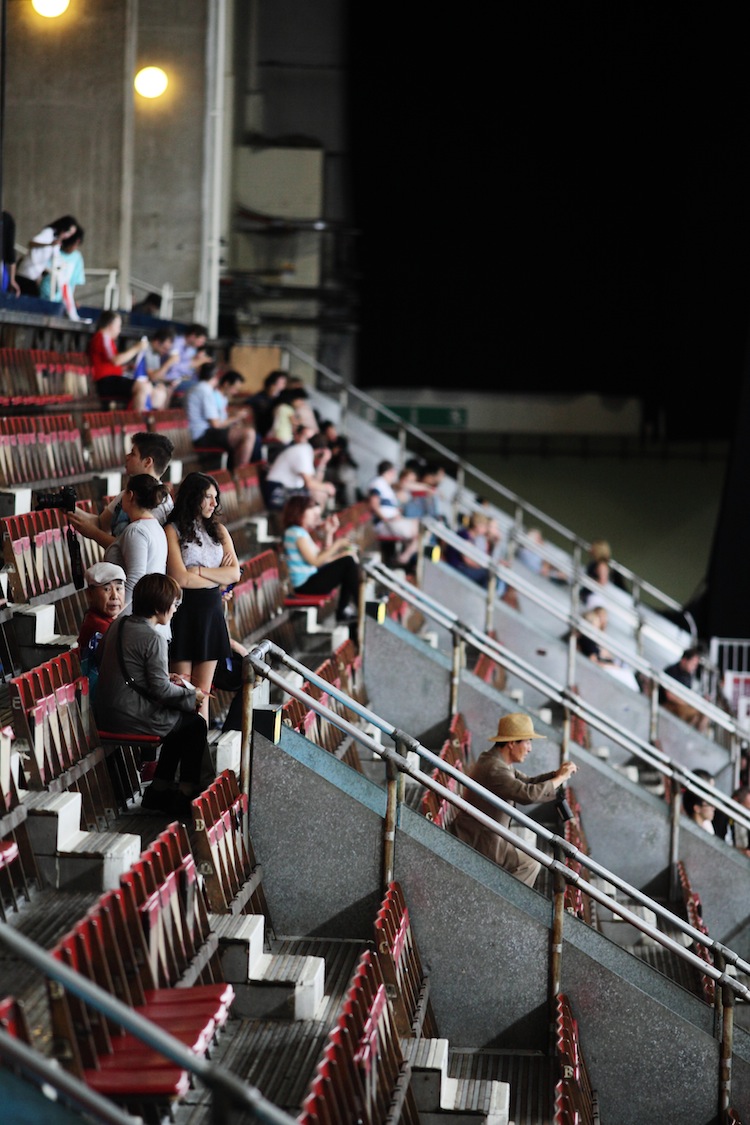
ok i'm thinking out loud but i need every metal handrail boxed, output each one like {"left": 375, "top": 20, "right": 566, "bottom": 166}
{"left": 284, "top": 342, "right": 687, "bottom": 619}
{"left": 419, "top": 517, "right": 739, "bottom": 737}
{"left": 365, "top": 557, "right": 750, "bottom": 833}
{"left": 0, "top": 1030, "right": 141, "bottom": 1125}
{"left": 0, "top": 922, "right": 297, "bottom": 1125}
{"left": 246, "top": 640, "right": 750, "bottom": 996}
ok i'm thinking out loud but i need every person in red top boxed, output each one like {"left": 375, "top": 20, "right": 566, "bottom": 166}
{"left": 77, "top": 561, "right": 126, "bottom": 654}
{"left": 89, "top": 311, "right": 148, "bottom": 407}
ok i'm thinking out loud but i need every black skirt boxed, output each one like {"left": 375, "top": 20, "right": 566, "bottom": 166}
{"left": 169, "top": 587, "right": 231, "bottom": 664}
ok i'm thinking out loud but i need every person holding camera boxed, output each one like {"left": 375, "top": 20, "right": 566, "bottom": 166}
{"left": 105, "top": 474, "right": 169, "bottom": 612}
{"left": 449, "top": 712, "right": 576, "bottom": 887}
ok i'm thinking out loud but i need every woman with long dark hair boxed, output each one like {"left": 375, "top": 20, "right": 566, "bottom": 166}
{"left": 165, "top": 472, "right": 240, "bottom": 719}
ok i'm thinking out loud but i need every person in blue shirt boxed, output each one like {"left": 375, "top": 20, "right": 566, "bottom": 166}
{"left": 282, "top": 494, "right": 359, "bottom": 621}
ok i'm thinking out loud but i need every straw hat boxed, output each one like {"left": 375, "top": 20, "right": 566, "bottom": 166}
{"left": 489, "top": 712, "right": 545, "bottom": 744}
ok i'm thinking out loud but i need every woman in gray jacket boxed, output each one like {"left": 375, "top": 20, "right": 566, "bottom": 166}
{"left": 94, "top": 572, "right": 213, "bottom": 817}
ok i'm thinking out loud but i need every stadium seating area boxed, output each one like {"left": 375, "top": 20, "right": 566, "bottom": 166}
{"left": 0, "top": 332, "right": 749, "bottom": 1125}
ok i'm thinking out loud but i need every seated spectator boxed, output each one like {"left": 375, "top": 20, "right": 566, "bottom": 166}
{"left": 247, "top": 369, "right": 287, "bottom": 438}
{"left": 285, "top": 377, "right": 319, "bottom": 433}
{"left": 320, "top": 420, "right": 359, "bottom": 507}
{"left": 167, "top": 323, "right": 212, "bottom": 394}
{"left": 731, "top": 787, "right": 750, "bottom": 856}
{"left": 683, "top": 787, "right": 716, "bottom": 835}
{"left": 16, "top": 214, "right": 80, "bottom": 296}
{"left": 516, "top": 527, "right": 568, "bottom": 583}
{"left": 267, "top": 387, "right": 313, "bottom": 447}
{"left": 94, "top": 573, "right": 214, "bottom": 818}
{"left": 39, "top": 227, "right": 85, "bottom": 319}
{"left": 445, "top": 512, "right": 504, "bottom": 591}
{"left": 368, "top": 460, "right": 420, "bottom": 566}
{"left": 449, "top": 711, "right": 576, "bottom": 887}
{"left": 659, "top": 648, "right": 709, "bottom": 732}
{"left": 186, "top": 365, "right": 255, "bottom": 468}
{"left": 587, "top": 538, "right": 628, "bottom": 591}
{"left": 576, "top": 602, "right": 640, "bottom": 689}
{"left": 282, "top": 495, "right": 359, "bottom": 621}
{"left": 263, "top": 424, "right": 336, "bottom": 511}
{"left": 131, "top": 326, "right": 179, "bottom": 408}
{"left": 130, "top": 290, "right": 162, "bottom": 317}
{"left": 402, "top": 461, "right": 446, "bottom": 520}
{"left": 77, "top": 562, "right": 126, "bottom": 655}
{"left": 683, "top": 770, "right": 729, "bottom": 840}
{"left": 104, "top": 474, "right": 169, "bottom": 612}
{"left": 89, "top": 311, "right": 150, "bottom": 409}
{"left": 395, "top": 466, "right": 418, "bottom": 506}
{"left": 68, "top": 431, "right": 174, "bottom": 550}
{"left": 578, "top": 606, "right": 616, "bottom": 665}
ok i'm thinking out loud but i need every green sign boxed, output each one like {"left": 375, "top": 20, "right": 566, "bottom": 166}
{"left": 383, "top": 405, "right": 467, "bottom": 429}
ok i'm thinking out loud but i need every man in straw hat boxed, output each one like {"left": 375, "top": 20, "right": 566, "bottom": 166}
{"left": 450, "top": 712, "right": 576, "bottom": 887}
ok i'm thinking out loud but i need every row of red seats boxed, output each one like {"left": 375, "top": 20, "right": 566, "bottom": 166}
{"left": 48, "top": 820, "right": 233, "bottom": 1113}
{"left": 554, "top": 993, "right": 598, "bottom": 1125}
{"left": 0, "top": 346, "right": 90, "bottom": 407}
{"left": 420, "top": 713, "right": 471, "bottom": 828}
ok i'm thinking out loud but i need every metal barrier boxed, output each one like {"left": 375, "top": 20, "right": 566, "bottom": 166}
{"left": 416, "top": 517, "right": 742, "bottom": 751}
{"left": 246, "top": 637, "right": 750, "bottom": 1118}
{"left": 0, "top": 1030, "right": 140, "bottom": 1125}
{"left": 363, "top": 556, "right": 750, "bottom": 848}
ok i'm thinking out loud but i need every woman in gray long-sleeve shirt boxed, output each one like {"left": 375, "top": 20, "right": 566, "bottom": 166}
{"left": 94, "top": 573, "right": 214, "bottom": 818}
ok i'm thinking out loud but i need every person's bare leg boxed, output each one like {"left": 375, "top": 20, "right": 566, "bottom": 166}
{"left": 190, "top": 659, "right": 218, "bottom": 723}
{"left": 229, "top": 425, "right": 256, "bottom": 466}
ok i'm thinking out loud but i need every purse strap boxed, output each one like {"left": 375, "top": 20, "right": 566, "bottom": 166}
{"left": 115, "top": 616, "right": 159, "bottom": 702}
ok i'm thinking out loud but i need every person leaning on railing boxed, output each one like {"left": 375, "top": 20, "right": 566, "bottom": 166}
{"left": 449, "top": 713, "right": 576, "bottom": 887}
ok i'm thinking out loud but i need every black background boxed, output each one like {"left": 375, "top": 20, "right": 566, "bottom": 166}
{"left": 349, "top": 10, "right": 750, "bottom": 441}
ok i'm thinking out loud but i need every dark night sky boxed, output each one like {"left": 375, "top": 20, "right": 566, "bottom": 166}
{"left": 348, "top": 11, "right": 750, "bottom": 439}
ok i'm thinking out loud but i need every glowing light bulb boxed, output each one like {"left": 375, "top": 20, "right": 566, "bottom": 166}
{"left": 32, "top": 0, "right": 70, "bottom": 16}
{"left": 134, "top": 67, "right": 169, "bottom": 99}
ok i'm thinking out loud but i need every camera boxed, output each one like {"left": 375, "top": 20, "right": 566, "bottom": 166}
{"left": 35, "top": 485, "right": 77, "bottom": 513}
{"left": 556, "top": 787, "right": 574, "bottom": 823}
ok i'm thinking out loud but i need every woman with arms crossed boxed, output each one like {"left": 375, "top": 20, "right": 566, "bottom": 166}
{"left": 165, "top": 472, "right": 240, "bottom": 720}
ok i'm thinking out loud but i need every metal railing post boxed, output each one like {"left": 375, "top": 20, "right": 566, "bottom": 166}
{"left": 450, "top": 633, "right": 465, "bottom": 718}
{"left": 241, "top": 653, "right": 256, "bottom": 800}
{"left": 719, "top": 956, "right": 735, "bottom": 1122}
{"left": 416, "top": 524, "right": 427, "bottom": 588}
{"left": 669, "top": 776, "right": 682, "bottom": 903}
{"left": 484, "top": 570, "right": 496, "bottom": 636}
{"left": 382, "top": 736, "right": 407, "bottom": 889}
{"left": 549, "top": 842, "right": 566, "bottom": 1044}
{"left": 452, "top": 465, "right": 465, "bottom": 527}
{"left": 649, "top": 676, "right": 660, "bottom": 745}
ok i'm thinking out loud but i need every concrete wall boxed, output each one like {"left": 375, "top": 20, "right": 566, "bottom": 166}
{"left": 5, "top": 0, "right": 208, "bottom": 301}
{"left": 248, "top": 723, "right": 750, "bottom": 1123}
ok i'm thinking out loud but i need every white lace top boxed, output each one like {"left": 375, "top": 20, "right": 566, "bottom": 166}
{"left": 179, "top": 521, "right": 224, "bottom": 569}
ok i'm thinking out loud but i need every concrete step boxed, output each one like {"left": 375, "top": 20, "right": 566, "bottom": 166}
{"left": 419, "top": 1074, "right": 510, "bottom": 1124}
{"left": 231, "top": 950, "right": 326, "bottom": 1020}
{"left": 22, "top": 789, "right": 83, "bottom": 851}
{"left": 403, "top": 1038, "right": 510, "bottom": 1123}
{"left": 209, "top": 911, "right": 266, "bottom": 981}
{"left": 34, "top": 828, "right": 141, "bottom": 892}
